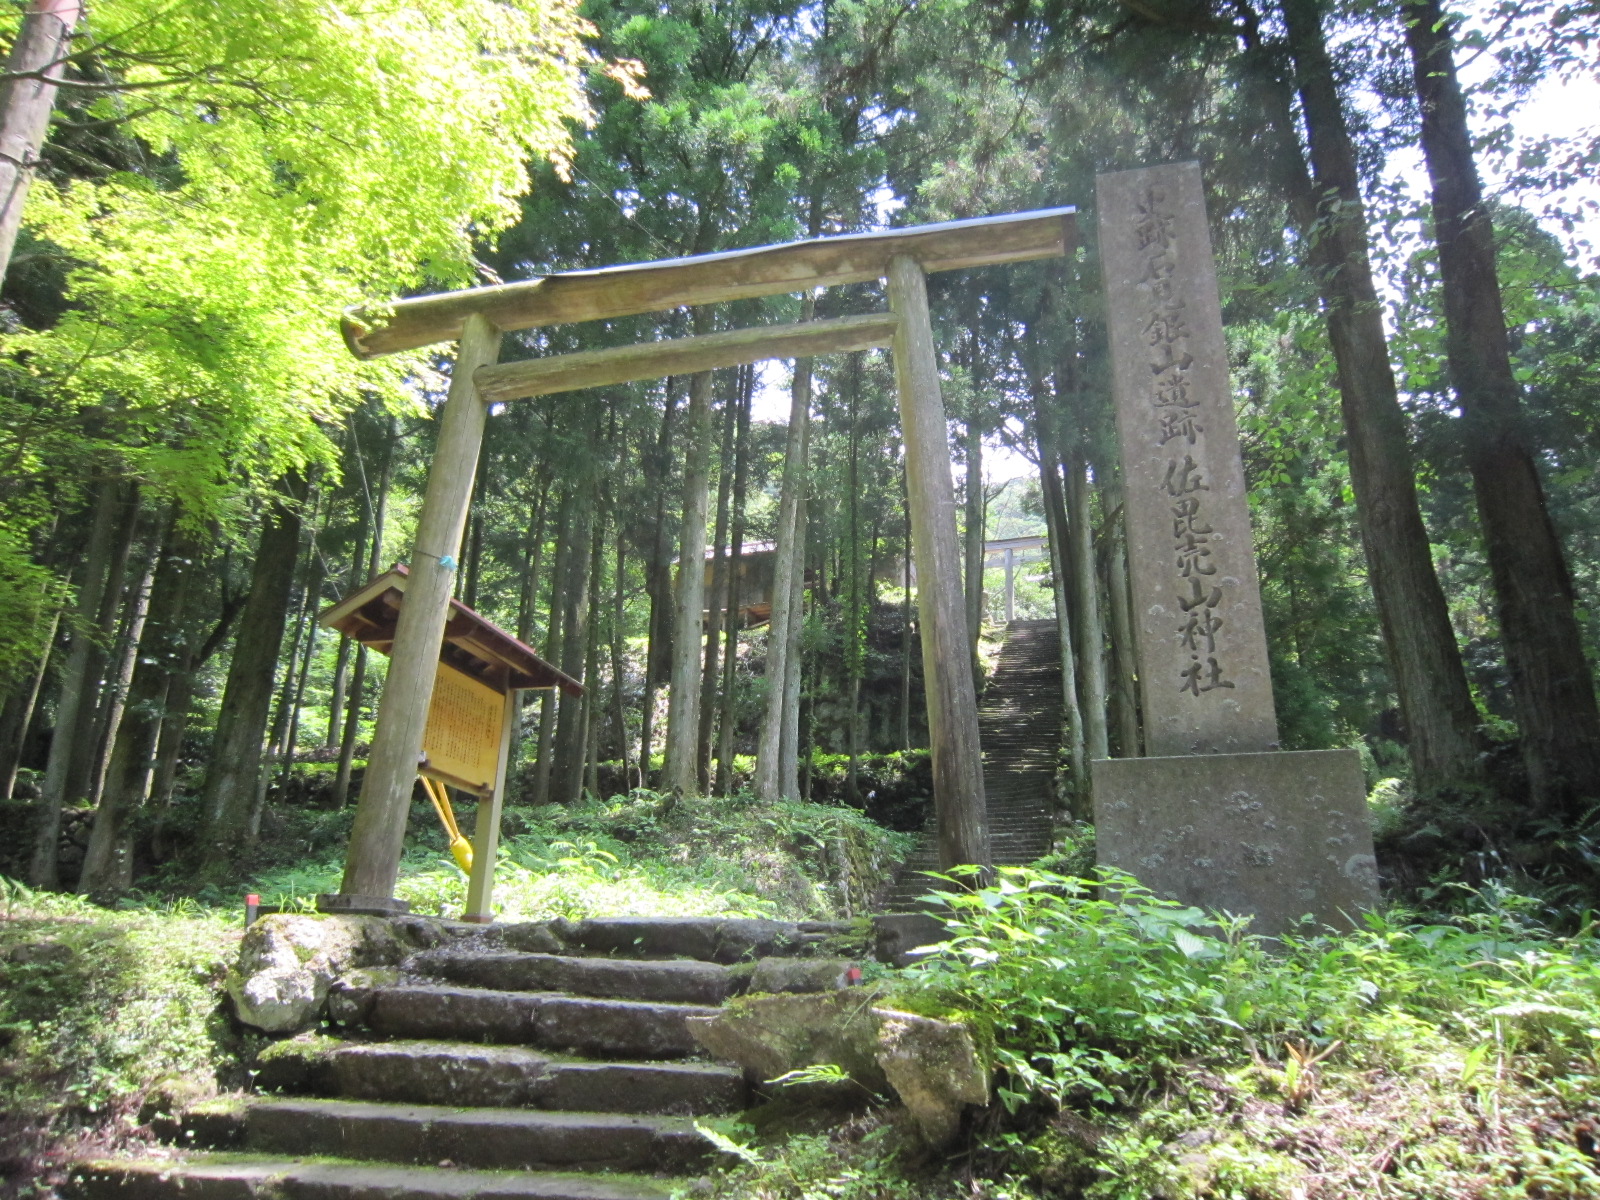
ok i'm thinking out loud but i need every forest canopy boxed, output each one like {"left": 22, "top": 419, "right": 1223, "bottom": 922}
{"left": 0, "top": 0, "right": 1597, "bottom": 913}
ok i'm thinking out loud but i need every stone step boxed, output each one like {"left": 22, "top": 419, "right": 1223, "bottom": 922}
{"left": 261, "top": 1039, "right": 745, "bottom": 1115}
{"left": 412, "top": 951, "right": 741, "bottom": 1005}
{"left": 246, "top": 1098, "right": 708, "bottom": 1174}
{"left": 69, "top": 1157, "right": 670, "bottom": 1200}
{"left": 532, "top": 917, "right": 841, "bottom": 963}
{"left": 356, "top": 985, "right": 717, "bottom": 1059}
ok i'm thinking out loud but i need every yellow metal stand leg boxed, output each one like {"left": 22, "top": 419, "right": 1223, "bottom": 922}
{"left": 421, "top": 776, "right": 474, "bottom": 874}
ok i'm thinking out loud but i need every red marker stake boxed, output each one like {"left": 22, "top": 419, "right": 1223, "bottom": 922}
{"left": 245, "top": 893, "right": 260, "bottom": 927}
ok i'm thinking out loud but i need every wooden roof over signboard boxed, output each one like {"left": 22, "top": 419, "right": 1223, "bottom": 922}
{"left": 319, "top": 565, "right": 583, "bottom": 697}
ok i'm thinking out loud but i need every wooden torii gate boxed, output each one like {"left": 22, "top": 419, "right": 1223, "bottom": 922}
{"left": 326, "top": 207, "right": 1077, "bottom": 913}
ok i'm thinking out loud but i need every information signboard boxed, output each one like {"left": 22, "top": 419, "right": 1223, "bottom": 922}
{"left": 421, "top": 662, "right": 504, "bottom": 793}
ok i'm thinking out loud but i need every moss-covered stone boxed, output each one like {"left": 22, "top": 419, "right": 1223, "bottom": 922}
{"left": 688, "top": 990, "right": 889, "bottom": 1092}
{"left": 871, "top": 1007, "right": 990, "bottom": 1147}
{"left": 225, "top": 914, "right": 437, "bottom": 1035}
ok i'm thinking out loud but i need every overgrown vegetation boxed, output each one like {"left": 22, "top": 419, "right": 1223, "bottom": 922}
{"left": 694, "top": 867, "right": 1600, "bottom": 1198}
{"left": 0, "top": 882, "right": 246, "bottom": 1194}
{"left": 7, "top": 817, "right": 1600, "bottom": 1198}
{"left": 239, "top": 788, "right": 916, "bottom": 922}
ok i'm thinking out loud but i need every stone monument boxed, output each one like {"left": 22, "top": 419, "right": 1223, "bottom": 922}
{"left": 1092, "top": 161, "right": 1377, "bottom": 935}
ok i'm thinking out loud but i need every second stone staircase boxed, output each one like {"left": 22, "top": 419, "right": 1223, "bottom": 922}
{"left": 882, "top": 618, "right": 1064, "bottom": 910}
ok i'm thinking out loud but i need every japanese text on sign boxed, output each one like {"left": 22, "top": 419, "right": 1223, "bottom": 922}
{"left": 422, "top": 663, "right": 504, "bottom": 793}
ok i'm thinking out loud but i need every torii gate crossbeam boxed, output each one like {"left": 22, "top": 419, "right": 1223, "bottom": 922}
{"left": 326, "top": 206, "right": 1076, "bottom": 913}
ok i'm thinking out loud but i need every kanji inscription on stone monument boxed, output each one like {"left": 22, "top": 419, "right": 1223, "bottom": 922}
{"left": 1097, "top": 161, "right": 1278, "bottom": 758}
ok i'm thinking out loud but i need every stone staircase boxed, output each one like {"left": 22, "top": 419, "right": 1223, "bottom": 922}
{"left": 882, "top": 619, "right": 1063, "bottom": 910}
{"left": 70, "top": 917, "right": 856, "bottom": 1200}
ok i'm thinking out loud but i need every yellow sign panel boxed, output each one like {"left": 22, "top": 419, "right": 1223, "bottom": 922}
{"left": 421, "top": 663, "right": 505, "bottom": 794}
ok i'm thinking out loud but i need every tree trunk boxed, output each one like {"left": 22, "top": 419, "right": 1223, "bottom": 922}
{"left": 274, "top": 542, "right": 325, "bottom": 795}
{"left": 583, "top": 518, "right": 605, "bottom": 800}
{"left": 755, "top": 309, "right": 815, "bottom": 802}
{"left": 149, "top": 673, "right": 191, "bottom": 818}
{"left": 0, "top": 0, "right": 81, "bottom": 285}
{"left": 84, "top": 529, "right": 158, "bottom": 810}
{"left": 332, "top": 415, "right": 396, "bottom": 806}
{"left": 533, "top": 489, "right": 572, "bottom": 806}
{"left": 510, "top": 476, "right": 551, "bottom": 774}
{"left": 516, "top": 480, "right": 551, "bottom": 645}
{"left": 779, "top": 484, "right": 808, "bottom": 799}
{"left": 200, "top": 477, "right": 303, "bottom": 864}
{"left": 611, "top": 526, "right": 631, "bottom": 787}
{"left": 150, "top": 582, "right": 241, "bottom": 824}
{"left": 332, "top": 647, "right": 367, "bottom": 808}
{"left": 325, "top": 630, "right": 352, "bottom": 751}
{"left": 715, "top": 370, "right": 752, "bottom": 795}
{"left": 964, "top": 380, "right": 985, "bottom": 649}
{"left": 1041, "top": 457, "right": 1087, "bottom": 809}
{"left": 846, "top": 355, "right": 864, "bottom": 804}
{"left": 1275, "top": 0, "right": 1484, "bottom": 794}
{"left": 63, "top": 488, "right": 141, "bottom": 809}
{"left": 29, "top": 481, "right": 127, "bottom": 887}
{"left": 697, "top": 388, "right": 737, "bottom": 790}
{"left": 663, "top": 351, "right": 716, "bottom": 794}
{"left": 1026, "top": 348, "right": 1087, "bottom": 804}
{"left": 78, "top": 513, "right": 198, "bottom": 897}
{"left": 1102, "top": 479, "right": 1142, "bottom": 757}
{"left": 639, "top": 381, "right": 683, "bottom": 786}
{"left": 900, "top": 474, "right": 913, "bottom": 751}
{"left": 1402, "top": 0, "right": 1600, "bottom": 815}
{"left": 324, "top": 424, "right": 365, "bottom": 750}
{"left": 552, "top": 469, "right": 597, "bottom": 806}
{"left": 252, "top": 505, "right": 319, "bottom": 839}
{"left": 0, "top": 594, "right": 61, "bottom": 800}
{"left": 1065, "top": 449, "right": 1109, "bottom": 761}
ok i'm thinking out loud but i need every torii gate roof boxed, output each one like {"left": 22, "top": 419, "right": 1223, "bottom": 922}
{"left": 342, "top": 206, "right": 1076, "bottom": 358}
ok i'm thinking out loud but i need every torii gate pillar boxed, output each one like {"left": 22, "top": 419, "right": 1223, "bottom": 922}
{"left": 337, "top": 313, "right": 502, "bottom": 907}
{"left": 888, "top": 254, "right": 990, "bottom": 871}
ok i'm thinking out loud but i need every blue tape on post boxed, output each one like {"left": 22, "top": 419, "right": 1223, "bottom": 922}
{"left": 438, "top": 555, "right": 457, "bottom": 570}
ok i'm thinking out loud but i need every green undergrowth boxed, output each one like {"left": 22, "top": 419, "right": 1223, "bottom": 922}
{"left": 244, "top": 789, "right": 916, "bottom": 923}
{"left": 0, "top": 880, "right": 250, "bottom": 1197}
{"left": 12, "top": 816, "right": 1600, "bottom": 1199}
{"left": 692, "top": 867, "right": 1600, "bottom": 1200}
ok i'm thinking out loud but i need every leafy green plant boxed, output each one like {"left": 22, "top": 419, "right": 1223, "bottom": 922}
{"left": 901, "top": 867, "right": 1262, "bottom": 1111}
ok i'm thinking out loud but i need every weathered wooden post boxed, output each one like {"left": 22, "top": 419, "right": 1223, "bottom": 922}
{"left": 330, "top": 313, "right": 502, "bottom": 910}
{"left": 887, "top": 253, "right": 991, "bottom": 872}
{"left": 463, "top": 687, "right": 518, "bottom": 920}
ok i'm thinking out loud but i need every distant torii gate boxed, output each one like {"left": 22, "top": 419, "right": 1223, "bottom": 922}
{"left": 327, "top": 208, "right": 1076, "bottom": 914}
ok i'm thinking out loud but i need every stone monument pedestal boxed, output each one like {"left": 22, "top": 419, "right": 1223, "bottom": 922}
{"left": 1091, "top": 749, "right": 1377, "bottom": 936}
